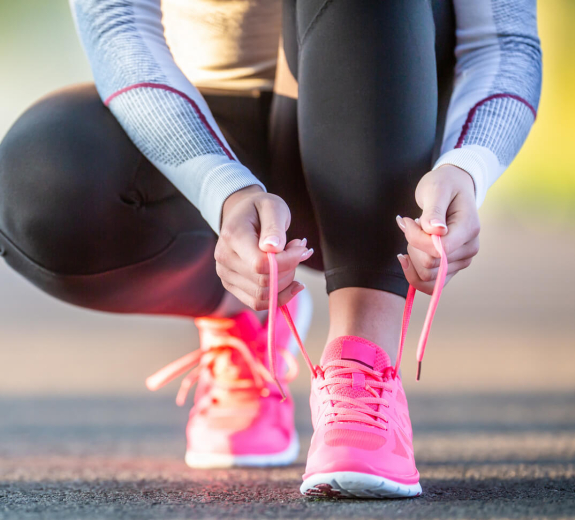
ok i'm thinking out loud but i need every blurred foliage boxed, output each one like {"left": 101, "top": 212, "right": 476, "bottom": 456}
{"left": 0, "top": 0, "right": 573, "bottom": 218}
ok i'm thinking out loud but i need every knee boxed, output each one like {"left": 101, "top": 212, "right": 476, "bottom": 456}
{"left": 0, "top": 85, "right": 142, "bottom": 274}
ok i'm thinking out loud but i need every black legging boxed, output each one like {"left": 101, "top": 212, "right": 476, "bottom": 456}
{"left": 0, "top": 0, "right": 455, "bottom": 317}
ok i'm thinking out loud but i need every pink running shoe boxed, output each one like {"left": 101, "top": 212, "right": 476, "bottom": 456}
{"left": 300, "top": 336, "right": 422, "bottom": 498}
{"left": 146, "top": 289, "right": 313, "bottom": 468}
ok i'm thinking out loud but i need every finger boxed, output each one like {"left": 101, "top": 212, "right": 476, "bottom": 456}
{"left": 257, "top": 197, "right": 291, "bottom": 253}
{"left": 286, "top": 237, "right": 307, "bottom": 250}
{"left": 402, "top": 217, "right": 439, "bottom": 258}
{"left": 407, "top": 236, "right": 480, "bottom": 269}
{"left": 397, "top": 254, "right": 455, "bottom": 296}
{"left": 408, "top": 255, "right": 473, "bottom": 283}
{"left": 275, "top": 245, "right": 313, "bottom": 273}
{"left": 221, "top": 241, "right": 309, "bottom": 279}
{"left": 221, "top": 274, "right": 301, "bottom": 313}
{"left": 277, "top": 280, "right": 306, "bottom": 307}
{"left": 219, "top": 282, "right": 266, "bottom": 311}
{"left": 216, "top": 263, "right": 296, "bottom": 300}
{"left": 221, "top": 214, "right": 266, "bottom": 277}
{"left": 441, "top": 192, "right": 481, "bottom": 255}
{"left": 416, "top": 181, "right": 452, "bottom": 236}
{"left": 286, "top": 237, "right": 315, "bottom": 264}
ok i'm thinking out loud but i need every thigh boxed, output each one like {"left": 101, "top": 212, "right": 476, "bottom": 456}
{"left": 0, "top": 84, "right": 223, "bottom": 316}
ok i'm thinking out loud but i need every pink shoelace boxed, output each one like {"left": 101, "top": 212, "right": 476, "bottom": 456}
{"left": 315, "top": 359, "right": 394, "bottom": 430}
{"left": 267, "top": 233, "right": 448, "bottom": 397}
{"left": 146, "top": 316, "right": 299, "bottom": 406}
{"left": 146, "top": 235, "right": 447, "bottom": 413}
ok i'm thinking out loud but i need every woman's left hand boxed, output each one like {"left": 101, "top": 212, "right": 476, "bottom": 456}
{"left": 395, "top": 165, "right": 481, "bottom": 294}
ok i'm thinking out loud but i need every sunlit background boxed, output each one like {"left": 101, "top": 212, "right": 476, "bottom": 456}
{"left": 0, "top": 0, "right": 573, "bottom": 400}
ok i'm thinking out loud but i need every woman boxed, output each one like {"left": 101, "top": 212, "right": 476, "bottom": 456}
{"left": 0, "top": 0, "right": 541, "bottom": 498}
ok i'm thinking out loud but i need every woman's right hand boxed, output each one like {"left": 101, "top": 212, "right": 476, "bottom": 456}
{"left": 215, "top": 185, "right": 314, "bottom": 311}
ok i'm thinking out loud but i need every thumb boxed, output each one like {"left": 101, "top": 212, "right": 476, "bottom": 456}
{"left": 257, "top": 197, "right": 290, "bottom": 253}
{"left": 418, "top": 186, "right": 452, "bottom": 236}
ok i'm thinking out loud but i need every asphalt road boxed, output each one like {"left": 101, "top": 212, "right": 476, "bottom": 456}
{"left": 1, "top": 213, "right": 574, "bottom": 520}
{"left": 1, "top": 393, "right": 574, "bottom": 519}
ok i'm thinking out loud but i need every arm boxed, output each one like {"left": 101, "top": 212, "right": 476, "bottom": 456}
{"left": 397, "top": 0, "right": 542, "bottom": 292}
{"left": 432, "top": 0, "right": 543, "bottom": 207}
{"left": 69, "top": 0, "right": 265, "bottom": 232}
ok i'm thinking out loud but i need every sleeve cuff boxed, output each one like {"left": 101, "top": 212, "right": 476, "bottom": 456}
{"left": 432, "top": 145, "right": 501, "bottom": 208}
{"left": 198, "top": 161, "right": 266, "bottom": 233}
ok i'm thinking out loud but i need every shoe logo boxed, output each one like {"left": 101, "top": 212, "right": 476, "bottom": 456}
{"left": 391, "top": 429, "right": 411, "bottom": 460}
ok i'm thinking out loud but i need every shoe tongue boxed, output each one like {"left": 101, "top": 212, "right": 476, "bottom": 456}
{"left": 196, "top": 311, "right": 262, "bottom": 345}
{"left": 227, "top": 311, "right": 262, "bottom": 344}
{"left": 196, "top": 311, "right": 265, "bottom": 380}
{"left": 321, "top": 336, "right": 392, "bottom": 413}
{"left": 321, "top": 336, "right": 391, "bottom": 372}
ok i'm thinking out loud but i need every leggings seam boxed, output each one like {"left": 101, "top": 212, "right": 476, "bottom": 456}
{"left": 299, "top": 0, "right": 335, "bottom": 46}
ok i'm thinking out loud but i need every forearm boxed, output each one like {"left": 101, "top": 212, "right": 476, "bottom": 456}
{"left": 69, "top": 0, "right": 264, "bottom": 232}
{"left": 434, "top": 0, "right": 542, "bottom": 207}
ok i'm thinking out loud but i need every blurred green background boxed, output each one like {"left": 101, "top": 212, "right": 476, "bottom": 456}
{"left": 0, "top": 0, "right": 573, "bottom": 398}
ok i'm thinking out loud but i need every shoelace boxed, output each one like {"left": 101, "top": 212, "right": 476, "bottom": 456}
{"left": 316, "top": 360, "right": 393, "bottom": 430}
{"left": 145, "top": 316, "right": 299, "bottom": 406}
{"left": 146, "top": 235, "right": 447, "bottom": 410}
{"left": 393, "top": 234, "right": 448, "bottom": 380}
{"left": 267, "top": 234, "right": 448, "bottom": 396}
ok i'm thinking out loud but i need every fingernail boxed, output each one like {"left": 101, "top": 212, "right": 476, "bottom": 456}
{"left": 263, "top": 236, "right": 280, "bottom": 247}
{"left": 430, "top": 219, "right": 447, "bottom": 230}
{"left": 396, "top": 215, "right": 406, "bottom": 231}
{"left": 301, "top": 238, "right": 307, "bottom": 247}
{"left": 292, "top": 282, "right": 306, "bottom": 295}
{"left": 397, "top": 254, "right": 408, "bottom": 268}
{"left": 300, "top": 248, "right": 314, "bottom": 261}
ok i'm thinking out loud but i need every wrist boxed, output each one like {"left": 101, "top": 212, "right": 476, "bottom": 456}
{"left": 436, "top": 164, "right": 476, "bottom": 196}
{"left": 221, "top": 185, "right": 264, "bottom": 228}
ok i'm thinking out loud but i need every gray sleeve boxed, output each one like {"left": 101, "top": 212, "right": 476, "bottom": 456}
{"left": 69, "top": 0, "right": 265, "bottom": 232}
{"left": 433, "top": 0, "right": 542, "bottom": 207}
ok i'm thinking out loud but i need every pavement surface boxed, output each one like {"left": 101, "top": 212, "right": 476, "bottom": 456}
{"left": 0, "top": 214, "right": 574, "bottom": 520}
{"left": 1, "top": 393, "right": 574, "bottom": 519}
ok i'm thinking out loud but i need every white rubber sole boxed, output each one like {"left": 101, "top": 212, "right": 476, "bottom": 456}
{"left": 185, "top": 433, "right": 300, "bottom": 469}
{"left": 301, "top": 471, "right": 422, "bottom": 499}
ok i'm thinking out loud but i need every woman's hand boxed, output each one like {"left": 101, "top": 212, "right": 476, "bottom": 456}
{"left": 215, "top": 185, "right": 314, "bottom": 311}
{"left": 396, "top": 165, "right": 480, "bottom": 294}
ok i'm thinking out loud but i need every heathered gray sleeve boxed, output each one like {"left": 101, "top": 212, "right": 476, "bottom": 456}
{"left": 433, "top": 0, "right": 542, "bottom": 207}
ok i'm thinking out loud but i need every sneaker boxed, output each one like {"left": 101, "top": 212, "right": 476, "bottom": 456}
{"left": 300, "top": 335, "right": 422, "bottom": 498}
{"left": 145, "top": 288, "right": 313, "bottom": 468}
{"left": 261, "top": 238, "right": 447, "bottom": 497}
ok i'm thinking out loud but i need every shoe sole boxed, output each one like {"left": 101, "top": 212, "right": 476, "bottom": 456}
{"left": 185, "top": 434, "right": 299, "bottom": 469}
{"left": 301, "top": 471, "right": 422, "bottom": 499}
